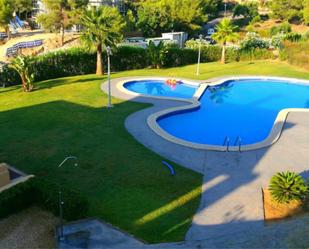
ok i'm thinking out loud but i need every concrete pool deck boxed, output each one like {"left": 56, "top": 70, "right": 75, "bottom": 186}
{"left": 99, "top": 77, "right": 309, "bottom": 247}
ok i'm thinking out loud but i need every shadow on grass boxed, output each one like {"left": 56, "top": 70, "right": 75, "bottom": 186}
{"left": 0, "top": 99, "right": 202, "bottom": 243}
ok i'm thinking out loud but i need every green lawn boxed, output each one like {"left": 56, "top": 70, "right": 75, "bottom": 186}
{"left": 0, "top": 60, "right": 308, "bottom": 243}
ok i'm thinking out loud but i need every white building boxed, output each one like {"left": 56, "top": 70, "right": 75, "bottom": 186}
{"left": 31, "top": 0, "right": 45, "bottom": 18}
{"left": 146, "top": 32, "right": 188, "bottom": 48}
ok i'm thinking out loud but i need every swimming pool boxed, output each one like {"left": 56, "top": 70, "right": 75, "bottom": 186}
{"left": 121, "top": 77, "right": 309, "bottom": 150}
{"left": 123, "top": 79, "right": 198, "bottom": 99}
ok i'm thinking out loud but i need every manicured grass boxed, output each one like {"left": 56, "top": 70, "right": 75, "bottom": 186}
{"left": 0, "top": 60, "right": 308, "bottom": 243}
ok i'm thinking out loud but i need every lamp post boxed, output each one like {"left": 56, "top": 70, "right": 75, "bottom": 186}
{"left": 224, "top": 3, "right": 227, "bottom": 17}
{"left": 58, "top": 156, "right": 78, "bottom": 242}
{"left": 196, "top": 34, "right": 203, "bottom": 76}
{"left": 106, "top": 46, "right": 113, "bottom": 108}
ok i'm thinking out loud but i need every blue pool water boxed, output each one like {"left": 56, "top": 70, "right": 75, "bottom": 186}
{"left": 124, "top": 80, "right": 198, "bottom": 99}
{"left": 157, "top": 79, "right": 309, "bottom": 146}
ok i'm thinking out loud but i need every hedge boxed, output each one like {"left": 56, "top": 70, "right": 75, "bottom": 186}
{"left": 0, "top": 45, "right": 276, "bottom": 86}
{"left": 0, "top": 177, "right": 89, "bottom": 221}
{"left": 0, "top": 46, "right": 148, "bottom": 86}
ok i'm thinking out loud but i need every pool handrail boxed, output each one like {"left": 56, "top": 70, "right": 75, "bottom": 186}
{"left": 223, "top": 136, "right": 230, "bottom": 152}
{"left": 234, "top": 136, "right": 242, "bottom": 152}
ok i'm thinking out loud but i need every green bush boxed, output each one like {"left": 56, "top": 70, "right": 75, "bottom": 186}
{"left": 284, "top": 32, "right": 303, "bottom": 43}
{"left": 201, "top": 46, "right": 222, "bottom": 62}
{"left": 161, "top": 47, "right": 197, "bottom": 67}
{"left": 270, "top": 22, "right": 292, "bottom": 36}
{"left": 250, "top": 15, "right": 261, "bottom": 25}
{"left": 271, "top": 34, "right": 285, "bottom": 49}
{"left": 240, "top": 32, "right": 270, "bottom": 50}
{"left": 112, "top": 45, "right": 148, "bottom": 71}
{"left": 269, "top": 171, "right": 309, "bottom": 204}
{"left": 226, "top": 47, "right": 240, "bottom": 62}
{"left": 0, "top": 177, "right": 89, "bottom": 221}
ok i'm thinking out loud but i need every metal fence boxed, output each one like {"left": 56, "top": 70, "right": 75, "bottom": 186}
{"left": 6, "top": 39, "right": 43, "bottom": 57}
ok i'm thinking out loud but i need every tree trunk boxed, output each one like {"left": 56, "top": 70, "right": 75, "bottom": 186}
{"left": 60, "top": 24, "right": 65, "bottom": 47}
{"left": 21, "top": 74, "right": 28, "bottom": 92}
{"left": 221, "top": 43, "right": 226, "bottom": 64}
{"left": 96, "top": 43, "right": 103, "bottom": 75}
{"left": 5, "top": 26, "right": 11, "bottom": 40}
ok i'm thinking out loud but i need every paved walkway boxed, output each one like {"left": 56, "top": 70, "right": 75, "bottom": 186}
{"left": 85, "top": 77, "right": 309, "bottom": 248}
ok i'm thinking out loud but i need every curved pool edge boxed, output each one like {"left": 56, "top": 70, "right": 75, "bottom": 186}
{"left": 116, "top": 77, "right": 202, "bottom": 103}
{"left": 116, "top": 76, "right": 309, "bottom": 152}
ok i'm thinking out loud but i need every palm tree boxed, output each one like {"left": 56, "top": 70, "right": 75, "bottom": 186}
{"left": 9, "top": 55, "right": 34, "bottom": 92}
{"left": 81, "top": 6, "right": 124, "bottom": 75}
{"left": 0, "top": 0, "right": 14, "bottom": 39}
{"left": 212, "top": 18, "right": 239, "bottom": 64}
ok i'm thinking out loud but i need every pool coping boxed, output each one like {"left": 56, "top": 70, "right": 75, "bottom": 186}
{"left": 117, "top": 76, "right": 309, "bottom": 152}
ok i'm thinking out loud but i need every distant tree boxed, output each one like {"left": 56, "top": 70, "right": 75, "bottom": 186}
{"left": 124, "top": 9, "right": 136, "bottom": 33}
{"left": 137, "top": 0, "right": 171, "bottom": 37}
{"left": 81, "top": 6, "right": 124, "bottom": 75}
{"left": 37, "top": 0, "right": 88, "bottom": 46}
{"left": 233, "top": 2, "right": 259, "bottom": 20}
{"left": 212, "top": 18, "right": 239, "bottom": 64}
{"left": 0, "top": 0, "right": 14, "bottom": 39}
{"left": 201, "top": 0, "right": 222, "bottom": 18}
{"left": 137, "top": 0, "right": 207, "bottom": 37}
{"left": 14, "top": 0, "right": 33, "bottom": 19}
{"left": 270, "top": 0, "right": 304, "bottom": 23}
{"left": 168, "top": 0, "right": 207, "bottom": 33}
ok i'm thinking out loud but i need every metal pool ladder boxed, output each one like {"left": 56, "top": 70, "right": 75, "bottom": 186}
{"left": 223, "top": 136, "right": 230, "bottom": 151}
{"left": 234, "top": 136, "right": 242, "bottom": 152}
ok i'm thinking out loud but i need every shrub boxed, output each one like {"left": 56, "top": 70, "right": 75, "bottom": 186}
{"left": 147, "top": 41, "right": 165, "bottom": 69}
{"left": 280, "top": 41, "right": 309, "bottom": 70}
{"left": 108, "top": 45, "right": 148, "bottom": 71}
{"left": 240, "top": 32, "right": 270, "bottom": 50}
{"left": 279, "top": 49, "right": 288, "bottom": 60}
{"left": 270, "top": 22, "right": 292, "bottom": 36}
{"left": 161, "top": 47, "right": 197, "bottom": 67}
{"left": 271, "top": 34, "right": 285, "bottom": 49}
{"left": 269, "top": 172, "right": 309, "bottom": 204}
{"left": 185, "top": 38, "right": 212, "bottom": 49}
{"left": 250, "top": 15, "right": 261, "bottom": 25}
{"left": 284, "top": 32, "right": 303, "bottom": 43}
{"left": 9, "top": 55, "right": 35, "bottom": 92}
{"left": 226, "top": 46, "right": 240, "bottom": 62}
